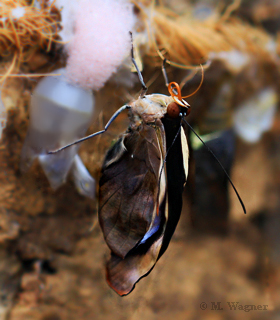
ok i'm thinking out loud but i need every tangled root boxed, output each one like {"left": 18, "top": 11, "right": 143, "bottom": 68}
{"left": 0, "top": 0, "right": 62, "bottom": 82}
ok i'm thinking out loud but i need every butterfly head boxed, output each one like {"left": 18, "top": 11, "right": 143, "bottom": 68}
{"left": 167, "top": 82, "right": 191, "bottom": 118}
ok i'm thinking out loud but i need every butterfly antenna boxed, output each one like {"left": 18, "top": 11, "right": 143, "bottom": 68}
{"left": 162, "top": 59, "right": 179, "bottom": 96}
{"left": 162, "top": 59, "right": 170, "bottom": 88}
{"left": 129, "top": 32, "right": 147, "bottom": 98}
{"left": 183, "top": 118, "right": 246, "bottom": 214}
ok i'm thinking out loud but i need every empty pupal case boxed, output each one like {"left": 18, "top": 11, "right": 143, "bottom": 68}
{"left": 21, "top": 68, "right": 95, "bottom": 198}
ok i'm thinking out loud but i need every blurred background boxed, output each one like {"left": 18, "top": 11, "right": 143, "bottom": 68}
{"left": 0, "top": 0, "right": 280, "bottom": 319}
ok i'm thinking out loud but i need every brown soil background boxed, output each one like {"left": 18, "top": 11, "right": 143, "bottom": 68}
{"left": 1, "top": 1, "right": 280, "bottom": 319}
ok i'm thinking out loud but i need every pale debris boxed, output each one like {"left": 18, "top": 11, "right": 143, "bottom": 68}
{"left": 11, "top": 6, "right": 26, "bottom": 19}
{"left": 0, "top": 89, "right": 7, "bottom": 141}
{"left": 233, "top": 87, "right": 278, "bottom": 143}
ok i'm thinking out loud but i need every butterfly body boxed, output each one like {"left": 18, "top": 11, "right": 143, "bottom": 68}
{"left": 128, "top": 94, "right": 172, "bottom": 125}
{"left": 99, "top": 93, "right": 189, "bottom": 295}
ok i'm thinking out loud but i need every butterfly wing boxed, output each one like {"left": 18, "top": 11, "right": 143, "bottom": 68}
{"left": 99, "top": 122, "right": 166, "bottom": 259}
{"left": 158, "top": 117, "right": 188, "bottom": 259}
{"left": 100, "top": 118, "right": 189, "bottom": 296}
{"left": 106, "top": 234, "right": 165, "bottom": 296}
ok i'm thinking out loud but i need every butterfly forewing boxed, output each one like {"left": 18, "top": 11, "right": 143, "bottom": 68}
{"left": 99, "top": 123, "right": 167, "bottom": 259}
{"left": 103, "top": 121, "right": 168, "bottom": 296}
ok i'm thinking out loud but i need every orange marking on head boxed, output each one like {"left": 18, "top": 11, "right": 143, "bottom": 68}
{"left": 167, "top": 65, "right": 204, "bottom": 102}
{"left": 168, "top": 81, "right": 182, "bottom": 100}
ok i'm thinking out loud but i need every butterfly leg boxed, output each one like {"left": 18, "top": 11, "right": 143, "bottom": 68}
{"left": 48, "top": 105, "right": 131, "bottom": 154}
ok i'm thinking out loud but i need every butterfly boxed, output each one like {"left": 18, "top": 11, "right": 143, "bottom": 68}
{"left": 49, "top": 41, "right": 245, "bottom": 296}
{"left": 99, "top": 83, "right": 191, "bottom": 296}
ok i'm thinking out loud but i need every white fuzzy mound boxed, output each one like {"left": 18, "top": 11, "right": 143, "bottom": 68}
{"left": 65, "top": 0, "right": 135, "bottom": 90}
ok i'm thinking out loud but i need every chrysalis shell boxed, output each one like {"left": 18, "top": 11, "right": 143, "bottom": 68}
{"left": 21, "top": 68, "right": 95, "bottom": 198}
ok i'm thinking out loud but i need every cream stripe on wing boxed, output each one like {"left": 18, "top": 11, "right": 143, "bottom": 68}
{"left": 180, "top": 129, "right": 189, "bottom": 180}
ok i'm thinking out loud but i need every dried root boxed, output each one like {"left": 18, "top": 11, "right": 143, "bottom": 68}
{"left": 0, "top": 0, "right": 62, "bottom": 82}
{"left": 133, "top": 0, "right": 277, "bottom": 69}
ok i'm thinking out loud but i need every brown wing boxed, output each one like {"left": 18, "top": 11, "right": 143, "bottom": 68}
{"left": 105, "top": 117, "right": 188, "bottom": 296}
{"left": 99, "top": 123, "right": 165, "bottom": 259}
{"left": 106, "top": 235, "right": 164, "bottom": 296}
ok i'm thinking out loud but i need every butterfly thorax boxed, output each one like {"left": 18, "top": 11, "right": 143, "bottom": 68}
{"left": 128, "top": 94, "right": 174, "bottom": 128}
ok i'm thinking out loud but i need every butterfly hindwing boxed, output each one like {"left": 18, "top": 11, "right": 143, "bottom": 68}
{"left": 158, "top": 117, "right": 188, "bottom": 259}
